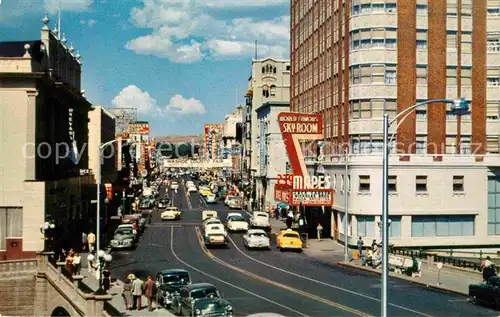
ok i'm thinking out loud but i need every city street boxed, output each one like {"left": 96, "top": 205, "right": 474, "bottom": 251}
{"left": 110, "top": 179, "right": 497, "bottom": 316}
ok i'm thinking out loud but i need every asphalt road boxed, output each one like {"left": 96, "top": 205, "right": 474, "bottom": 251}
{"left": 110, "top": 177, "right": 497, "bottom": 316}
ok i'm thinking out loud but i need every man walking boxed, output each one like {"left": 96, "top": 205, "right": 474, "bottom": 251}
{"left": 87, "top": 231, "right": 95, "bottom": 253}
{"left": 357, "top": 237, "right": 364, "bottom": 257}
{"left": 131, "top": 276, "right": 144, "bottom": 310}
{"left": 143, "top": 275, "right": 157, "bottom": 311}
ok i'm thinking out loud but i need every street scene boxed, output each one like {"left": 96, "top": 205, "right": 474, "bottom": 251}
{"left": 2, "top": 0, "right": 500, "bottom": 316}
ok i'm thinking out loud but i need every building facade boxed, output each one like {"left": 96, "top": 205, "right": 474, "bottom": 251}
{"left": 291, "top": 0, "right": 500, "bottom": 248}
{"left": 88, "top": 106, "right": 117, "bottom": 184}
{"left": 223, "top": 105, "right": 243, "bottom": 175}
{"left": 244, "top": 58, "right": 291, "bottom": 208}
{"left": 0, "top": 15, "right": 94, "bottom": 259}
{"left": 255, "top": 102, "right": 290, "bottom": 211}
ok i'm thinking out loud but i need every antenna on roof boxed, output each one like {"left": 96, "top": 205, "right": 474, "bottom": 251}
{"left": 57, "top": 0, "right": 62, "bottom": 37}
{"left": 254, "top": 40, "right": 258, "bottom": 60}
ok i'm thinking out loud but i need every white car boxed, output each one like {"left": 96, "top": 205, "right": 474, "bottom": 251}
{"left": 226, "top": 213, "right": 249, "bottom": 232}
{"left": 170, "top": 182, "right": 179, "bottom": 190}
{"left": 205, "top": 194, "right": 217, "bottom": 204}
{"left": 203, "top": 217, "right": 222, "bottom": 230}
{"left": 224, "top": 196, "right": 236, "bottom": 206}
{"left": 161, "top": 207, "right": 181, "bottom": 220}
{"left": 250, "top": 211, "right": 271, "bottom": 229}
{"left": 204, "top": 223, "right": 228, "bottom": 247}
{"left": 187, "top": 186, "right": 197, "bottom": 193}
{"left": 243, "top": 229, "right": 271, "bottom": 249}
{"left": 117, "top": 224, "right": 137, "bottom": 236}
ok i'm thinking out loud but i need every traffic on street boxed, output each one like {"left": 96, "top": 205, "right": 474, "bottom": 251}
{"left": 108, "top": 170, "right": 497, "bottom": 317}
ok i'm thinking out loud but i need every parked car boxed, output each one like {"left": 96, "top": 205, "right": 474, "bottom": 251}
{"left": 276, "top": 229, "right": 303, "bottom": 252}
{"left": 226, "top": 213, "right": 249, "bottom": 232}
{"left": 187, "top": 186, "right": 197, "bottom": 193}
{"left": 243, "top": 229, "right": 271, "bottom": 250}
{"left": 161, "top": 206, "right": 182, "bottom": 220}
{"left": 228, "top": 197, "right": 242, "bottom": 209}
{"left": 469, "top": 276, "right": 500, "bottom": 309}
{"left": 172, "top": 283, "right": 221, "bottom": 316}
{"left": 158, "top": 198, "right": 170, "bottom": 209}
{"left": 224, "top": 196, "right": 236, "bottom": 206}
{"left": 155, "top": 269, "right": 191, "bottom": 308}
{"left": 204, "top": 223, "right": 228, "bottom": 247}
{"left": 192, "top": 297, "right": 233, "bottom": 317}
{"left": 110, "top": 227, "right": 136, "bottom": 250}
{"left": 205, "top": 194, "right": 217, "bottom": 204}
{"left": 250, "top": 211, "right": 271, "bottom": 229}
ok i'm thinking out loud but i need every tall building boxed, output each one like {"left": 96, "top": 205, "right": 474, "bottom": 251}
{"left": 129, "top": 121, "right": 150, "bottom": 174}
{"left": 204, "top": 124, "right": 224, "bottom": 161}
{"left": 291, "top": 0, "right": 500, "bottom": 248}
{"left": 0, "top": 15, "right": 94, "bottom": 259}
{"left": 223, "top": 105, "right": 244, "bottom": 176}
{"left": 244, "top": 58, "right": 291, "bottom": 207}
{"left": 88, "top": 106, "right": 117, "bottom": 184}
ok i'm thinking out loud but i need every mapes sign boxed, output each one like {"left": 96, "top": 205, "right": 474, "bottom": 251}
{"left": 274, "top": 112, "right": 334, "bottom": 207}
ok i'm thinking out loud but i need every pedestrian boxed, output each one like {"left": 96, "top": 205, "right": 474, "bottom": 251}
{"left": 143, "top": 275, "right": 157, "bottom": 311}
{"left": 132, "top": 275, "right": 144, "bottom": 310}
{"left": 81, "top": 232, "right": 88, "bottom": 252}
{"left": 72, "top": 252, "right": 81, "bottom": 275}
{"left": 316, "top": 222, "right": 323, "bottom": 241}
{"left": 65, "top": 252, "right": 73, "bottom": 275}
{"left": 286, "top": 210, "right": 294, "bottom": 229}
{"left": 371, "top": 239, "right": 378, "bottom": 252}
{"left": 103, "top": 268, "right": 111, "bottom": 293}
{"left": 357, "top": 237, "right": 364, "bottom": 257}
{"left": 123, "top": 275, "right": 134, "bottom": 310}
{"left": 87, "top": 231, "right": 95, "bottom": 252}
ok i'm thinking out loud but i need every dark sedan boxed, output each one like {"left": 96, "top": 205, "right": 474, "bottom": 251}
{"left": 469, "top": 275, "right": 500, "bottom": 309}
{"left": 155, "top": 269, "right": 191, "bottom": 308}
{"left": 193, "top": 297, "right": 233, "bottom": 317}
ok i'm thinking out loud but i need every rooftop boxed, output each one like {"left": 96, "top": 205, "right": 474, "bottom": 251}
{"left": 0, "top": 40, "right": 44, "bottom": 62}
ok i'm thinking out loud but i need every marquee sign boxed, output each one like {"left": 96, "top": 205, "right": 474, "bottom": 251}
{"left": 275, "top": 112, "right": 334, "bottom": 206}
{"left": 129, "top": 122, "right": 150, "bottom": 135}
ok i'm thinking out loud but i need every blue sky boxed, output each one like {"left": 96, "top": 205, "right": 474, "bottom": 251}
{"left": 0, "top": 0, "right": 290, "bottom": 136}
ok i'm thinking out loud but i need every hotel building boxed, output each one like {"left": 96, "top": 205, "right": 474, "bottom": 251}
{"left": 290, "top": 0, "right": 500, "bottom": 248}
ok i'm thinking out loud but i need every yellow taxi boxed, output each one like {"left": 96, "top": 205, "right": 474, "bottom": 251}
{"left": 199, "top": 188, "right": 212, "bottom": 197}
{"left": 276, "top": 229, "right": 303, "bottom": 252}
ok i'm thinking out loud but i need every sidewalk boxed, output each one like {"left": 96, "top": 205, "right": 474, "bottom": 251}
{"left": 80, "top": 255, "right": 173, "bottom": 316}
{"left": 268, "top": 218, "right": 480, "bottom": 295}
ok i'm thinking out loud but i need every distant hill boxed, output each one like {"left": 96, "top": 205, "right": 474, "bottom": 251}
{"left": 155, "top": 135, "right": 204, "bottom": 144}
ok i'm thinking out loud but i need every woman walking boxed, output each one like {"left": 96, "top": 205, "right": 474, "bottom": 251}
{"left": 122, "top": 274, "right": 134, "bottom": 310}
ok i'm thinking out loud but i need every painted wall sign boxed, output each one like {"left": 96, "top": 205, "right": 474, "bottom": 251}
{"left": 129, "top": 123, "right": 150, "bottom": 135}
{"left": 68, "top": 108, "right": 78, "bottom": 164}
{"left": 276, "top": 112, "right": 334, "bottom": 207}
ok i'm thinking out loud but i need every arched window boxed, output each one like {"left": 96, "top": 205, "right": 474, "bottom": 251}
{"left": 262, "top": 67, "right": 265, "bottom": 73}
{"left": 262, "top": 85, "right": 269, "bottom": 98}
{"left": 273, "top": 67, "right": 276, "bottom": 73}
{"left": 270, "top": 85, "right": 276, "bottom": 96}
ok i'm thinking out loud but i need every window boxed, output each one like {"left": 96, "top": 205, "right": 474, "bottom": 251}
{"left": 359, "top": 175, "right": 370, "bottom": 192}
{"left": 447, "top": 67, "right": 457, "bottom": 85}
{"left": 488, "top": 33, "right": 500, "bottom": 51}
{"left": 453, "top": 175, "right": 464, "bottom": 192}
{"left": 416, "top": 175, "right": 427, "bottom": 192}
{"left": 416, "top": 40, "right": 427, "bottom": 50}
{"left": 487, "top": 175, "right": 500, "bottom": 235}
{"left": 487, "top": 68, "right": 500, "bottom": 86}
{"left": 389, "top": 216, "right": 401, "bottom": 237}
{"left": 388, "top": 175, "right": 397, "bottom": 192}
{"left": 262, "top": 85, "right": 270, "bottom": 98}
{"left": 385, "top": 70, "right": 396, "bottom": 84}
{"left": 416, "top": 140, "right": 426, "bottom": 154}
{"left": 416, "top": 4, "right": 427, "bottom": 15}
{"left": 486, "top": 101, "right": 499, "bottom": 119}
{"left": 416, "top": 66, "right": 427, "bottom": 85}
{"left": 487, "top": 136, "right": 500, "bottom": 154}
{"left": 357, "top": 216, "right": 375, "bottom": 237}
{"left": 0, "top": 207, "right": 23, "bottom": 250}
{"left": 411, "top": 216, "right": 474, "bottom": 237}
{"left": 270, "top": 85, "right": 276, "bottom": 96}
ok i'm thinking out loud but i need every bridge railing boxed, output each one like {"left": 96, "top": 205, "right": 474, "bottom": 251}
{"left": 391, "top": 247, "right": 482, "bottom": 272}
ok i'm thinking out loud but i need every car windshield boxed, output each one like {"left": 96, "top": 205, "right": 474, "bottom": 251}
{"left": 160, "top": 199, "right": 168, "bottom": 203}
{"left": 284, "top": 233, "right": 299, "bottom": 238}
{"left": 257, "top": 213, "right": 268, "bottom": 218}
{"left": 250, "top": 233, "right": 266, "bottom": 238}
{"left": 167, "top": 207, "right": 178, "bottom": 211}
{"left": 191, "top": 288, "right": 219, "bottom": 299}
{"left": 209, "top": 226, "right": 221, "bottom": 231}
{"left": 162, "top": 273, "right": 190, "bottom": 284}
{"left": 171, "top": 182, "right": 178, "bottom": 185}
{"left": 229, "top": 216, "right": 245, "bottom": 222}
{"left": 115, "top": 228, "right": 132, "bottom": 235}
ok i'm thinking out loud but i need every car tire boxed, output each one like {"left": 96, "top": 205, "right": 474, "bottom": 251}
{"left": 279, "top": 246, "right": 284, "bottom": 252}
{"left": 468, "top": 295, "right": 476, "bottom": 304}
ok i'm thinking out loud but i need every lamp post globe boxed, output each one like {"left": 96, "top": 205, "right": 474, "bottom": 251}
{"left": 49, "top": 223, "right": 55, "bottom": 229}
{"left": 104, "top": 253, "right": 112, "bottom": 262}
{"left": 43, "top": 222, "right": 50, "bottom": 230}
{"left": 97, "top": 249, "right": 105, "bottom": 258}
{"left": 87, "top": 254, "right": 95, "bottom": 262}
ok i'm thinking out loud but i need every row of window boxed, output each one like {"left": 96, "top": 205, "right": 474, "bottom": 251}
{"left": 356, "top": 215, "right": 475, "bottom": 238}
{"left": 353, "top": 174, "right": 465, "bottom": 193}
{"left": 487, "top": 176, "right": 500, "bottom": 235}
{"left": 351, "top": 2, "right": 473, "bottom": 17}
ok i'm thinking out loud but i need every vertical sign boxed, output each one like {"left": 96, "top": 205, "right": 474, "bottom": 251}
{"left": 204, "top": 124, "right": 224, "bottom": 160}
{"left": 259, "top": 119, "right": 266, "bottom": 175}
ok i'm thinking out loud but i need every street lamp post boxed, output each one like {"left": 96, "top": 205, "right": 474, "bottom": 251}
{"left": 86, "top": 249, "right": 112, "bottom": 294}
{"left": 40, "top": 221, "right": 56, "bottom": 252}
{"left": 343, "top": 148, "right": 349, "bottom": 263}
{"left": 380, "top": 98, "right": 469, "bottom": 317}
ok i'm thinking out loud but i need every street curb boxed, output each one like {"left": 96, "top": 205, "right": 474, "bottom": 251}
{"left": 336, "top": 262, "right": 467, "bottom": 296}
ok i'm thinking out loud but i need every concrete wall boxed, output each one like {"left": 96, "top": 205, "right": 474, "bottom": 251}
{"left": 88, "top": 106, "right": 116, "bottom": 184}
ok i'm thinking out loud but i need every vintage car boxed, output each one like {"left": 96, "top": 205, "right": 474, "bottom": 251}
{"left": 187, "top": 185, "right": 198, "bottom": 193}
{"left": 117, "top": 224, "right": 138, "bottom": 239}
{"left": 202, "top": 210, "right": 218, "bottom": 221}
{"left": 469, "top": 276, "right": 500, "bottom": 308}
{"left": 249, "top": 211, "right": 271, "bottom": 229}
{"left": 161, "top": 206, "right": 182, "bottom": 220}
{"left": 157, "top": 198, "right": 170, "bottom": 209}
{"left": 155, "top": 269, "right": 191, "bottom": 308}
{"left": 110, "top": 227, "right": 136, "bottom": 250}
{"left": 226, "top": 213, "right": 249, "bottom": 232}
{"left": 246, "top": 314, "right": 286, "bottom": 317}
{"left": 276, "top": 229, "right": 303, "bottom": 252}
{"left": 199, "top": 188, "right": 212, "bottom": 197}
{"left": 203, "top": 217, "right": 222, "bottom": 231}
{"left": 205, "top": 194, "right": 217, "bottom": 204}
{"left": 192, "top": 297, "right": 233, "bottom": 317}
{"left": 224, "top": 196, "right": 236, "bottom": 206}
{"left": 171, "top": 283, "right": 221, "bottom": 316}
{"left": 170, "top": 181, "right": 179, "bottom": 190}
{"left": 139, "top": 200, "right": 153, "bottom": 210}
{"left": 204, "top": 223, "right": 228, "bottom": 247}
{"left": 243, "top": 229, "right": 270, "bottom": 250}
{"left": 228, "top": 197, "right": 243, "bottom": 209}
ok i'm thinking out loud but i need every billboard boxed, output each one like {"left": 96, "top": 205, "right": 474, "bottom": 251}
{"left": 275, "top": 112, "right": 334, "bottom": 207}
{"left": 129, "top": 122, "right": 150, "bottom": 135}
{"left": 204, "top": 124, "right": 224, "bottom": 160}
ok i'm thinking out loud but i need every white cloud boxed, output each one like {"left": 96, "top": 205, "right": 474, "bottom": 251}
{"left": 111, "top": 85, "right": 205, "bottom": 116}
{"left": 80, "top": 19, "right": 96, "bottom": 27}
{"left": 125, "top": 0, "right": 290, "bottom": 63}
{"left": 44, "top": 0, "right": 94, "bottom": 14}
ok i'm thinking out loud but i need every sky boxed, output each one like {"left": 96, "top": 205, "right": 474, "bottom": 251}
{"left": 0, "top": 0, "right": 290, "bottom": 136}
